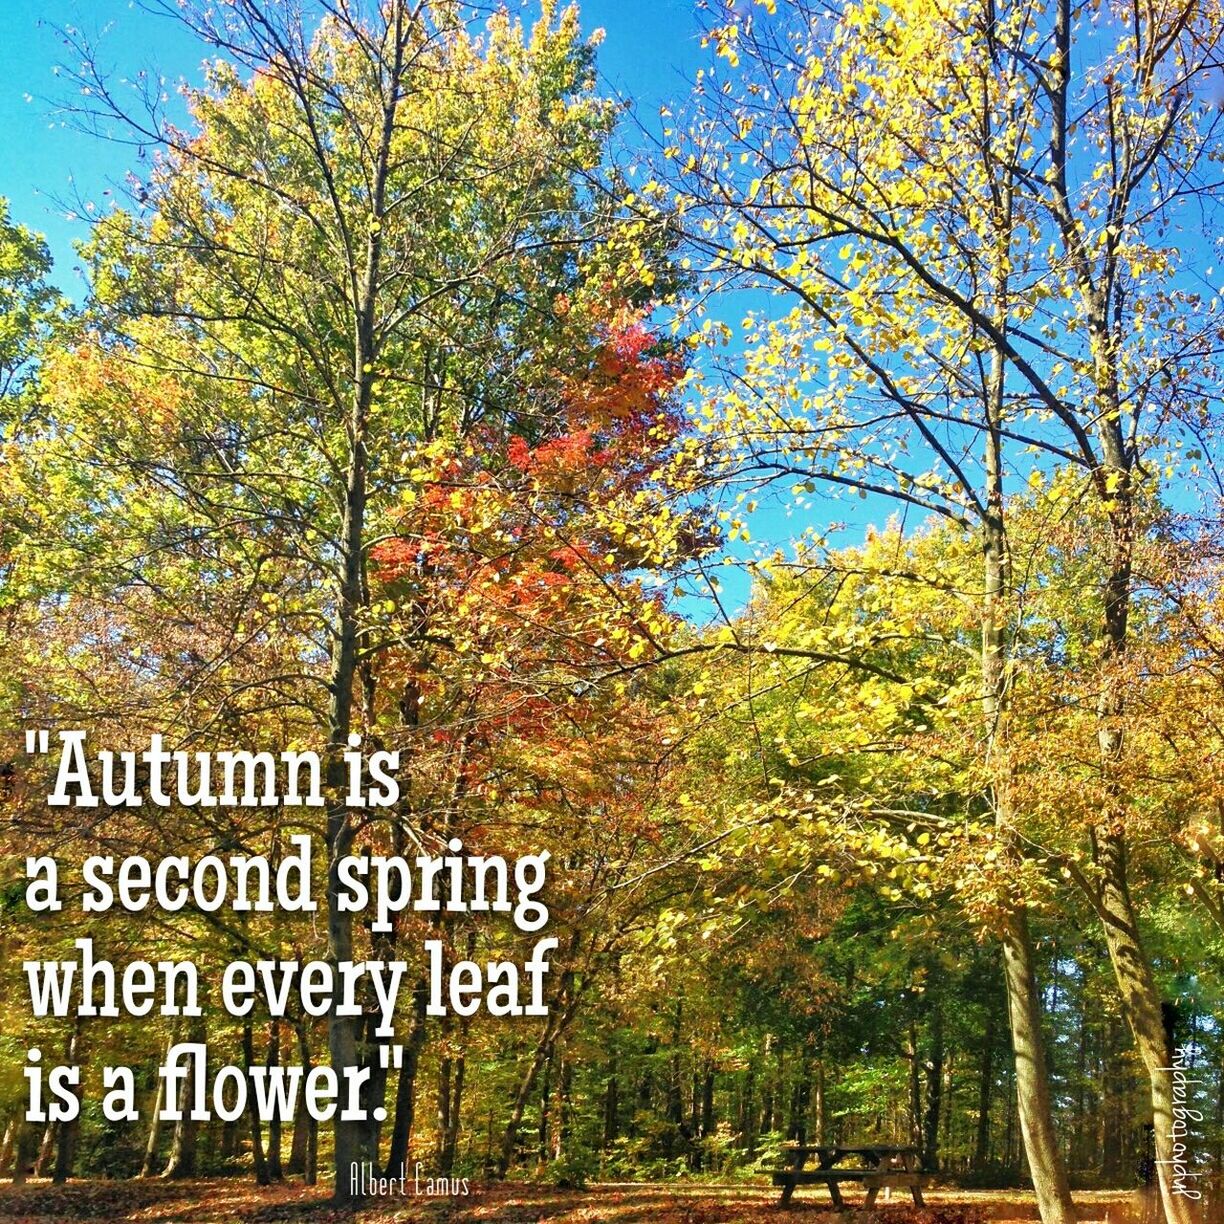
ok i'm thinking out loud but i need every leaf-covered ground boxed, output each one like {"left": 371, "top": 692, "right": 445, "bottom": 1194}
{"left": 0, "top": 1181, "right": 1147, "bottom": 1224}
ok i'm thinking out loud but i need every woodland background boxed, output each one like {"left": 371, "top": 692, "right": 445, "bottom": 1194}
{"left": 1, "top": 1, "right": 1223, "bottom": 1222}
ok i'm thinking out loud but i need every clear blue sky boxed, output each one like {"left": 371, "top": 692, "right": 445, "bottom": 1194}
{"left": 0, "top": 0, "right": 706, "bottom": 295}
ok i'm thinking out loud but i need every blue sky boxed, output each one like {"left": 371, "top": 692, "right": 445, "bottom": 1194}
{"left": 0, "top": 0, "right": 705, "bottom": 295}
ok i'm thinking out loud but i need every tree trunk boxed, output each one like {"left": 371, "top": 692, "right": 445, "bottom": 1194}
{"left": 51, "top": 1016, "right": 84, "bottom": 1185}
{"left": 444, "top": 1034, "right": 467, "bottom": 1171}
{"left": 1003, "top": 1057, "right": 1017, "bottom": 1172}
{"left": 537, "top": 1041, "right": 553, "bottom": 1164}
{"left": 325, "top": 552, "right": 364, "bottom": 1202}
{"left": 690, "top": 1069, "right": 701, "bottom": 1163}
{"left": 162, "top": 1110, "right": 198, "bottom": 1179}
{"left": 286, "top": 1020, "right": 312, "bottom": 1177}
{"left": 265, "top": 1020, "right": 283, "bottom": 1182}
{"left": 0, "top": 1120, "right": 14, "bottom": 1179}
{"left": 438, "top": 983, "right": 464, "bottom": 1174}
{"left": 500, "top": 1019, "right": 562, "bottom": 1177}
{"left": 33, "top": 1122, "right": 55, "bottom": 1179}
{"left": 701, "top": 1062, "right": 715, "bottom": 1140}
{"left": 812, "top": 1057, "right": 825, "bottom": 1147}
{"left": 1072, "top": 988, "right": 1089, "bottom": 1172}
{"left": 287, "top": 1101, "right": 309, "bottom": 1177}
{"left": 981, "top": 322, "right": 1077, "bottom": 1223}
{"left": 384, "top": 976, "right": 429, "bottom": 1179}
{"left": 790, "top": 1053, "right": 811, "bottom": 1145}
{"left": 163, "top": 1014, "right": 204, "bottom": 1179}
{"left": 243, "top": 1017, "right": 270, "bottom": 1186}
{"left": 498, "top": 964, "right": 583, "bottom": 1179}
{"left": 12, "top": 1123, "right": 38, "bottom": 1185}
{"left": 140, "top": 1043, "right": 170, "bottom": 1178}
{"left": 666, "top": 1001, "right": 683, "bottom": 1132}
{"left": 1094, "top": 827, "right": 1194, "bottom": 1224}
{"left": 942, "top": 1055, "right": 955, "bottom": 1174}
{"left": 554, "top": 1057, "right": 571, "bottom": 1160}
{"left": 1101, "top": 1013, "right": 1125, "bottom": 1181}
{"left": 361, "top": 965, "right": 391, "bottom": 1163}
{"left": 1079, "top": 382, "right": 1194, "bottom": 1224}
{"left": 1001, "top": 909, "right": 1078, "bottom": 1224}
{"left": 923, "top": 1004, "right": 945, "bottom": 1174}
{"left": 761, "top": 1036, "right": 778, "bottom": 1136}
{"left": 324, "top": 6, "right": 411, "bottom": 1204}
{"left": 974, "top": 996, "right": 997, "bottom": 1171}
{"left": 908, "top": 1025, "right": 923, "bottom": 1152}
{"left": 741, "top": 1062, "right": 757, "bottom": 1155}
{"left": 603, "top": 1057, "right": 619, "bottom": 1149}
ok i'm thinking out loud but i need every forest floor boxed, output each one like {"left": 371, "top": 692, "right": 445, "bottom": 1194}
{"left": 0, "top": 1181, "right": 1149, "bottom": 1224}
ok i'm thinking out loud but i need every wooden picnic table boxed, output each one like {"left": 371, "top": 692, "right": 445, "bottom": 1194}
{"left": 772, "top": 1143, "right": 929, "bottom": 1209}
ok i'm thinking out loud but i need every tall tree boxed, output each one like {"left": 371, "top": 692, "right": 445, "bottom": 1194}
{"left": 40, "top": 0, "right": 647, "bottom": 1200}
{"left": 666, "top": 1, "right": 1223, "bottom": 1218}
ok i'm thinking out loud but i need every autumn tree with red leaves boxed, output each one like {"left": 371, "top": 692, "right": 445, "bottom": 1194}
{"left": 4, "top": 0, "right": 700, "bottom": 1199}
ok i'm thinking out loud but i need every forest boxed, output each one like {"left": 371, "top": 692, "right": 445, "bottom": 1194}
{"left": 1, "top": 0, "right": 1223, "bottom": 1221}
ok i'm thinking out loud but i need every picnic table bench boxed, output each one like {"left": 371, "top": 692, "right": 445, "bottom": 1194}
{"left": 772, "top": 1143, "right": 929, "bottom": 1209}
